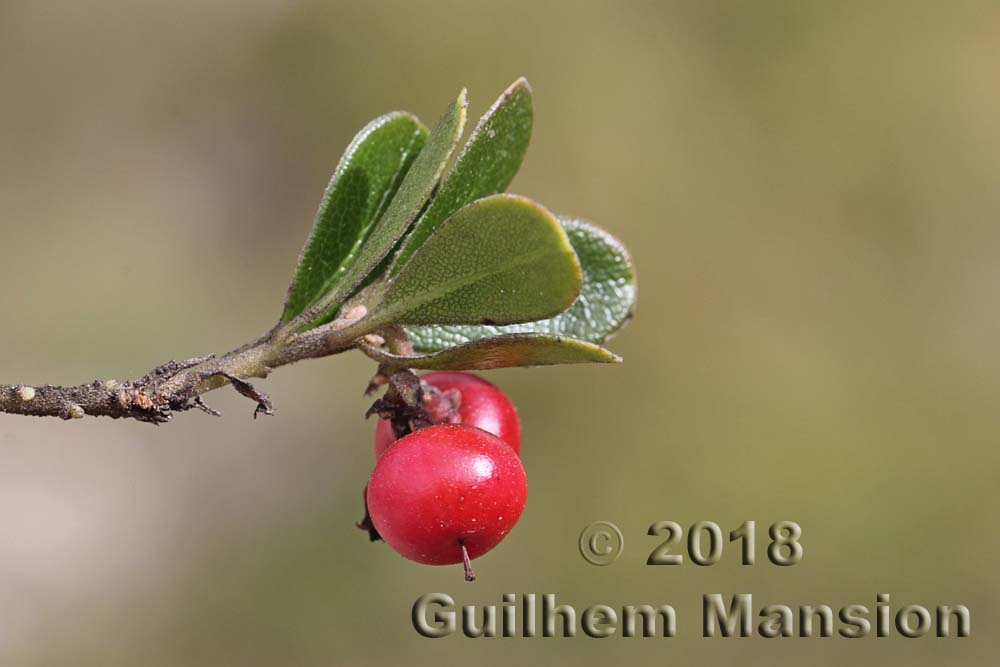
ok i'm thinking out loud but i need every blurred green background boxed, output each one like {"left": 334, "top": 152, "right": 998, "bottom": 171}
{"left": 1, "top": 1, "right": 997, "bottom": 664}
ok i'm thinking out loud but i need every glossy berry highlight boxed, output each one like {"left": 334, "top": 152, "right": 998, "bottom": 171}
{"left": 366, "top": 424, "right": 527, "bottom": 571}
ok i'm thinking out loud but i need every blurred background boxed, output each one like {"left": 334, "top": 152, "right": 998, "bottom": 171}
{"left": 1, "top": 0, "right": 998, "bottom": 664}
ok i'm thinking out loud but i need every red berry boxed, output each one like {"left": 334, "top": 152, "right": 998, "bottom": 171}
{"left": 366, "top": 424, "right": 527, "bottom": 570}
{"left": 374, "top": 371, "right": 521, "bottom": 457}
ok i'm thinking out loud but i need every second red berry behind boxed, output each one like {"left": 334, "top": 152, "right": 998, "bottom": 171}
{"left": 374, "top": 371, "right": 521, "bottom": 457}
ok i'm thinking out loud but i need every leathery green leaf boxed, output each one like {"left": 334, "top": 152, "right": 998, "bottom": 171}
{"left": 371, "top": 194, "right": 581, "bottom": 327}
{"left": 406, "top": 217, "right": 635, "bottom": 352}
{"left": 361, "top": 333, "right": 620, "bottom": 370}
{"left": 390, "top": 77, "right": 533, "bottom": 275}
{"left": 282, "top": 112, "right": 427, "bottom": 322}
{"left": 294, "top": 89, "right": 468, "bottom": 329}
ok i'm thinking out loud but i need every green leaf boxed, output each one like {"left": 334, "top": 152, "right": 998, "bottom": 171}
{"left": 369, "top": 194, "right": 581, "bottom": 327}
{"left": 281, "top": 112, "right": 428, "bottom": 322}
{"left": 293, "top": 89, "right": 468, "bottom": 329}
{"left": 360, "top": 333, "right": 620, "bottom": 370}
{"left": 390, "top": 77, "right": 533, "bottom": 276}
{"left": 406, "top": 217, "right": 635, "bottom": 352}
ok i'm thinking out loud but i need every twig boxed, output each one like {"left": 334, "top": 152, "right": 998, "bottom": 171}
{"left": 0, "top": 306, "right": 370, "bottom": 424}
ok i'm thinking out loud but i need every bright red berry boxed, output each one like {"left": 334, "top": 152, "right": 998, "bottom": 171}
{"left": 366, "top": 424, "right": 527, "bottom": 575}
{"left": 374, "top": 371, "right": 521, "bottom": 457}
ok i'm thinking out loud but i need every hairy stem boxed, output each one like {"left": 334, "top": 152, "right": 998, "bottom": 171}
{"left": 0, "top": 307, "right": 370, "bottom": 424}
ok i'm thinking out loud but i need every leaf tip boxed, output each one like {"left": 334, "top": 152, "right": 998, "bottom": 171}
{"left": 508, "top": 76, "right": 532, "bottom": 94}
{"left": 394, "top": 109, "right": 430, "bottom": 134}
{"left": 568, "top": 339, "right": 622, "bottom": 364}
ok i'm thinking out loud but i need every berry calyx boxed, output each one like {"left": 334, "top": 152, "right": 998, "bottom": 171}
{"left": 374, "top": 371, "right": 521, "bottom": 457}
{"left": 366, "top": 424, "right": 527, "bottom": 572}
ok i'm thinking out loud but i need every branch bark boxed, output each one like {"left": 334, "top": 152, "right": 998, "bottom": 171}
{"left": 0, "top": 307, "right": 370, "bottom": 424}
